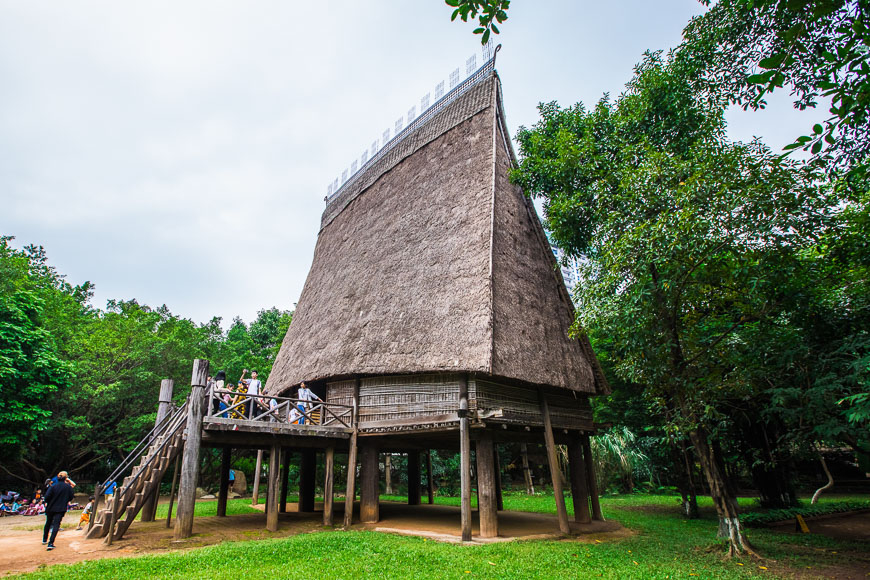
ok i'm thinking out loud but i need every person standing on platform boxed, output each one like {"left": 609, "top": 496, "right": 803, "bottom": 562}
{"left": 239, "top": 369, "right": 262, "bottom": 419}
{"left": 42, "top": 471, "right": 75, "bottom": 551}
{"left": 297, "top": 382, "right": 322, "bottom": 425}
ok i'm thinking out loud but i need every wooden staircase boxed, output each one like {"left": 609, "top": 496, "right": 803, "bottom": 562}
{"left": 86, "top": 402, "right": 188, "bottom": 541}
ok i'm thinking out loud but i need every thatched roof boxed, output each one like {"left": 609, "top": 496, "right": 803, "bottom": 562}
{"left": 267, "top": 69, "right": 608, "bottom": 396}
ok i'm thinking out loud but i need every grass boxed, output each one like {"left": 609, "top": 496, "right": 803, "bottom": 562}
{"left": 13, "top": 492, "right": 870, "bottom": 579}
{"left": 150, "top": 498, "right": 262, "bottom": 520}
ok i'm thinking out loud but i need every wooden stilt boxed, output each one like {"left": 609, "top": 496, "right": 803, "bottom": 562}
{"left": 476, "top": 434, "right": 498, "bottom": 538}
{"left": 459, "top": 374, "right": 472, "bottom": 541}
{"left": 385, "top": 454, "right": 393, "bottom": 495}
{"left": 217, "top": 447, "right": 231, "bottom": 517}
{"left": 359, "top": 444, "right": 379, "bottom": 523}
{"left": 174, "top": 359, "right": 209, "bottom": 540}
{"left": 266, "top": 445, "right": 281, "bottom": 532}
{"left": 568, "top": 439, "right": 591, "bottom": 524}
{"left": 521, "top": 443, "right": 535, "bottom": 494}
{"left": 407, "top": 451, "right": 421, "bottom": 505}
{"left": 252, "top": 449, "right": 263, "bottom": 505}
{"left": 539, "top": 387, "right": 570, "bottom": 534}
{"left": 582, "top": 435, "right": 603, "bottom": 521}
{"left": 279, "top": 449, "right": 290, "bottom": 514}
{"left": 426, "top": 450, "right": 435, "bottom": 505}
{"left": 165, "top": 455, "right": 179, "bottom": 528}
{"left": 323, "top": 446, "right": 335, "bottom": 526}
{"left": 299, "top": 449, "right": 316, "bottom": 512}
{"left": 343, "top": 378, "right": 360, "bottom": 530}
{"left": 493, "top": 445, "right": 504, "bottom": 511}
{"left": 143, "top": 378, "right": 175, "bottom": 522}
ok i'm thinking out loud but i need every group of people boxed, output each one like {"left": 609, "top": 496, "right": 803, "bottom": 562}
{"left": 206, "top": 369, "right": 322, "bottom": 425}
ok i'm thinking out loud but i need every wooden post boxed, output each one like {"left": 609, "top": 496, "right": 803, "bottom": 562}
{"left": 494, "top": 445, "right": 504, "bottom": 511}
{"left": 174, "top": 359, "right": 209, "bottom": 540}
{"left": 343, "top": 378, "right": 360, "bottom": 529}
{"left": 323, "top": 446, "right": 335, "bottom": 526}
{"left": 385, "top": 454, "right": 393, "bottom": 495}
{"left": 521, "top": 443, "right": 535, "bottom": 494}
{"left": 582, "top": 435, "right": 603, "bottom": 521}
{"left": 476, "top": 434, "right": 498, "bottom": 538}
{"left": 568, "top": 440, "right": 591, "bottom": 523}
{"left": 88, "top": 484, "right": 101, "bottom": 533}
{"left": 359, "top": 444, "right": 379, "bottom": 523}
{"left": 539, "top": 387, "right": 570, "bottom": 534}
{"left": 142, "top": 378, "right": 175, "bottom": 522}
{"left": 279, "top": 449, "right": 290, "bottom": 514}
{"left": 266, "top": 445, "right": 281, "bottom": 532}
{"left": 251, "top": 449, "right": 263, "bottom": 505}
{"left": 217, "top": 447, "right": 231, "bottom": 517}
{"left": 165, "top": 455, "right": 180, "bottom": 528}
{"left": 459, "top": 374, "right": 472, "bottom": 541}
{"left": 407, "top": 451, "right": 421, "bottom": 505}
{"left": 426, "top": 450, "right": 435, "bottom": 505}
{"left": 299, "top": 449, "right": 316, "bottom": 512}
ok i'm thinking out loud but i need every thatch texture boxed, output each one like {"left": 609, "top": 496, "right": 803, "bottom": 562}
{"left": 267, "top": 72, "right": 606, "bottom": 396}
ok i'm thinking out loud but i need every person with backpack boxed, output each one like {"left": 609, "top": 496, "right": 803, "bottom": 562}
{"left": 42, "top": 471, "right": 75, "bottom": 551}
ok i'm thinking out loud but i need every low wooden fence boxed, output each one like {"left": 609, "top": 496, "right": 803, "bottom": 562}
{"left": 205, "top": 389, "right": 353, "bottom": 429}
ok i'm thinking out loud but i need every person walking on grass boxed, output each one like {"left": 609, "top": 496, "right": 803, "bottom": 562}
{"left": 43, "top": 471, "right": 75, "bottom": 551}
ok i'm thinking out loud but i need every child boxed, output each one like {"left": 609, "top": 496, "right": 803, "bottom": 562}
{"left": 76, "top": 496, "right": 94, "bottom": 530}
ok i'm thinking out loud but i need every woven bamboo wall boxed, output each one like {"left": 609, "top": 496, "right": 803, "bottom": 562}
{"left": 326, "top": 374, "right": 591, "bottom": 431}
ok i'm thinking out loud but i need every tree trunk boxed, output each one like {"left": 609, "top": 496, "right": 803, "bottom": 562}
{"left": 688, "top": 427, "right": 757, "bottom": 557}
{"left": 673, "top": 440, "right": 699, "bottom": 519}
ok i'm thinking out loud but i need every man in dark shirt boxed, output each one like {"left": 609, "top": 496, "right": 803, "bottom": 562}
{"left": 42, "top": 471, "right": 75, "bottom": 550}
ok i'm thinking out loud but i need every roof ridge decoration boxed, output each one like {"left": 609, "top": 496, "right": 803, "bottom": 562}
{"left": 320, "top": 44, "right": 500, "bottom": 230}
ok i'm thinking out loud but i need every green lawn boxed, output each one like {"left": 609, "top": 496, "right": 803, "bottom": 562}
{"left": 16, "top": 493, "right": 870, "bottom": 579}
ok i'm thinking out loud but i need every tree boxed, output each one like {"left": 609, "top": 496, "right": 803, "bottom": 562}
{"left": 511, "top": 52, "right": 831, "bottom": 554}
{"left": 444, "top": 0, "right": 510, "bottom": 44}
{"left": 680, "top": 0, "right": 870, "bottom": 179}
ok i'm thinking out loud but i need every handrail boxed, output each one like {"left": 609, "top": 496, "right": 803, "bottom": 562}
{"left": 117, "top": 404, "right": 188, "bottom": 496}
{"left": 205, "top": 389, "right": 353, "bottom": 428}
{"left": 101, "top": 401, "right": 188, "bottom": 489}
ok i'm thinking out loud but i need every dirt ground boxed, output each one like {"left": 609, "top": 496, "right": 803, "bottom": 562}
{"left": 0, "top": 500, "right": 628, "bottom": 576}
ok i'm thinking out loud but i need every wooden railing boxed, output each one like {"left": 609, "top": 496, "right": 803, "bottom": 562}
{"left": 205, "top": 389, "right": 353, "bottom": 429}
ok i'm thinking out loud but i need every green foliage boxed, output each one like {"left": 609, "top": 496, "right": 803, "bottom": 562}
{"left": 741, "top": 499, "right": 870, "bottom": 527}
{"left": 444, "top": 0, "right": 509, "bottom": 44}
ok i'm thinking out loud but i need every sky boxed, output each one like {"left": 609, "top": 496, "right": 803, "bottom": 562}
{"left": 0, "top": 1, "right": 823, "bottom": 327}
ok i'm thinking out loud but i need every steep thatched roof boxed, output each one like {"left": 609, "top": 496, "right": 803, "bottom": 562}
{"left": 267, "top": 69, "right": 608, "bottom": 396}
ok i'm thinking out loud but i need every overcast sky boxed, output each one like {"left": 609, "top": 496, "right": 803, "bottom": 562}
{"left": 0, "top": 1, "right": 822, "bottom": 327}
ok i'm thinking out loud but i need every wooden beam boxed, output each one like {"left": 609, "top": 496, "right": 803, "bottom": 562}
{"left": 251, "top": 449, "right": 263, "bottom": 506}
{"left": 174, "top": 359, "right": 209, "bottom": 540}
{"left": 299, "top": 449, "right": 316, "bottom": 512}
{"left": 568, "top": 440, "right": 591, "bottom": 524}
{"left": 323, "top": 446, "right": 335, "bottom": 526}
{"left": 265, "top": 445, "right": 281, "bottom": 532}
{"left": 459, "top": 374, "right": 472, "bottom": 541}
{"left": 426, "top": 450, "right": 435, "bottom": 505}
{"left": 142, "top": 378, "right": 175, "bottom": 522}
{"left": 217, "top": 446, "right": 230, "bottom": 517}
{"left": 539, "top": 388, "right": 570, "bottom": 534}
{"left": 407, "top": 451, "right": 421, "bottom": 505}
{"left": 359, "top": 444, "right": 379, "bottom": 523}
{"left": 493, "top": 444, "right": 504, "bottom": 511}
{"left": 475, "top": 434, "right": 498, "bottom": 538}
{"left": 384, "top": 454, "right": 393, "bottom": 495}
{"left": 343, "top": 378, "right": 360, "bottom": 530}
{"left": 279, "top": 449, "right": 290, "bottom": 514}
{"left": 165, "top": 455, "right": 179, "bottom": 528}
{"left": 582, "top": 435, "right": 603, "bottom": 521}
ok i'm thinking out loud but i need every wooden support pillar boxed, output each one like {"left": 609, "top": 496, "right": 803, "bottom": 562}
{"left": 384, "top": 454, "right": 393, "bottom": 495}
{"left": 142, "top": 378, "right": 175, "bottom": 522}
{"left": 343, "top": 378, "right": 360, "bottom": 529}
{"left": 265, "top": 445, "right": 281, "bottom": 532}
{"left": 568, "top": 440, "right": 591, "bottom": 524}
{"left": 539, "top": 387, "right": 570, "bottom": 534}
{"left": 279, "top": 449, "right": 290, "bottom": 513}
{"left": 299, "top": 449, "right": 316, "bottom": 512}
{"left": 323, "top": 446, "right": 335, "bottom": 526}
{"left": 494, "top": 445, "right": 504, "bottom": 511}
{"left": 407, "top": 451, "right": 421, "bottom": 505}
{"left": 174, "top": 360, "right": 209, "bottom": 540}
{"left": 359, "top": 444, "right": 379, "bottom": 523}
{"left": 426, "top": 450, "right": 435, "bottom": 505}
{"left": 251, "top": 449, "right": 263, "bottom": 505}
{"left": 165, "top": 455, "right": 179, "bottom": 528}
{"left": 475, "top": 434, "right": 498, "bottom": 538}
{"left": 520, "top": 443, "right": 535, "bottom": 494}
{"left": 582, "top": 435, "right": 603, "bottom": 521}
{"left": 459, "top": 374, "right": 472, "bottom": 541}
{"left": 217, "top": 447, "right": 231, "bottom": 517}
